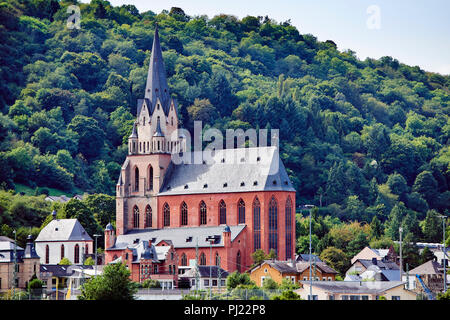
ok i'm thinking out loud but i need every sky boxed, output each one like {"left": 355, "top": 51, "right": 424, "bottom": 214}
{"left": 83, "top": 0, "right": 450, "bottom": 75}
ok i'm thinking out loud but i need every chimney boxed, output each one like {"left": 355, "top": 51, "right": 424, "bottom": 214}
{"left": 372, "top": 257, "right": 377, "bottom": 265}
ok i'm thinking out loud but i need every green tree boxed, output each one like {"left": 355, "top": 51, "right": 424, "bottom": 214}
{"left": 319, "top": 247, "right": 349, "bottom": 276}
{"left": 422, "top": 209, "right": 443, "bottom": 243}
{"left": 226, "top": 271, "right": 255, "bottom": 289}
{"left": 78, "top": 263, "right": 137, "bottom": 300}
{"left": 59, "top": 257, "right": 72, "bottom": 265}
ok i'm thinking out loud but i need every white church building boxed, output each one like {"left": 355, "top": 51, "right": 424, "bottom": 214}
{"left": 35, "top": 213, "right": 93, "bottom": 265}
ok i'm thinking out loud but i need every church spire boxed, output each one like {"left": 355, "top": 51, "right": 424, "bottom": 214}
{"left": 145, "top": 24, "right": 170, "bottom": 114}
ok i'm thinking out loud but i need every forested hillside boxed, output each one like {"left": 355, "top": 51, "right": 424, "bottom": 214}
{"left": 0, "top": 1, "right": 449, "bottom": 266}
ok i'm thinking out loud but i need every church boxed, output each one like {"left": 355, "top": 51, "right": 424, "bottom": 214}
{"left": 104, "top": 26, "right": 296, "bottom": 284}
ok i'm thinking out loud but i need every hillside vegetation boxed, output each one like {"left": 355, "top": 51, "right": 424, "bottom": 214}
{"left": 0, "top": 1, "right": 449, "bottom": 265}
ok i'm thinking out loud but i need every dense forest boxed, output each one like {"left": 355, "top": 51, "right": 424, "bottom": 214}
{"left": 0, "top": 0, "right": 449, "bottom": 271}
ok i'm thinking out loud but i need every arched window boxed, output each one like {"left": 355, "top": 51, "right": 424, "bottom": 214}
{"left": 199, "top": 201, "right": 207, "bottom": 225}
{"left": 181, "top": 253, "right": 187, "bottom": 266}
{"left": 45, "top": 245, "right": 50, "bottom": 264}
{"left": 145, "top": 205, "right": 152, "bottom": 228}
{"left": 285, "top": 197, "right": 293, "bottom": 260}
{"left": 180, "top": 202, "right": 188, "bottom": 226}
{"left": 269, "top": 196, "right": 278, "bottom": 255}
{"left": 148, "top": 165, "right": 153, "bottom": 191}
{"left": 74, "top": 244, "right": 80, "bottom": 264}
{"left": 215, "top": 252, "right": 220, "bottom": 266}
{"left": 163, "top": 203, "right": 170, "bottom": 227}
{"left": 253, "top": 197, "right": 261, "bottom": 251}
{"left": 199, "top": 252, "right": 206, "bottom": 266}
{"left": 133, "top": 206, "right": 140, "bottom": 228}
{"left": 60, "top": 244, "right": 65, "bottom": 261}
{"left": 219, "top": 200, "right": 226, "bottom": 225}
{"left": 236, "top": 251, "right": 241, "bottom": 273}
{"left": 238, "top": 199, "right": 245, "bottom": 224}
{"left": 134, "top": 167, "right": 139, "bottom": 192}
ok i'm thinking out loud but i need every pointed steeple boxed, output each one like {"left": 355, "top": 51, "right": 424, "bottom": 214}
{"left": 153, "top": 117, "right": 164, "bottom": 137}
{"left": 129, "top": 122, "right": 138, "bottom": 138}
{"left": 145, "top": 24, "right": 170, "bottom": 114}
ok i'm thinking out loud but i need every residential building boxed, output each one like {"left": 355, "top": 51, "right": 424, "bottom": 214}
{"left": 105, "top": 25, "right": 296, "bottom": 276}
{"left": 295, "top": 281, "right": 417, "bottom": 300}
{"left": 350, "top": 246, "right": 397, "bottom": 265}
{"left": 108, "top": 236, "right": 178, "bottom": 289}
{"left": 402, "top": 259, "right": 446, "bottom": 297}
{"left": 0, "top": 235, "right": 40, "bottom": 292}
{"left": 35, "top": 215, "right": 93, "bottom": 265}
{"left": 249, "top": 259, "right": 337, "bottom": 287}
{"left": 345, "top": 258, "right": 400, "bottom": 281}
{"left": 182, "top": 265, "right": 229, "bottom": 291}
{"left": 296, "top": 253, "right": 322, "bottom": 263}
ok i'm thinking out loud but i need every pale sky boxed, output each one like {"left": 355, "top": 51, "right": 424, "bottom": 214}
{"left": 80, "top": 0, "right": 450, "bottom": 75}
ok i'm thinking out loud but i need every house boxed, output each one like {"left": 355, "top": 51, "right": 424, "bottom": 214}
{"left": 39, "top": 264, "right": 102, "bottom": 294}
{"left": 249, "top": 259, "right": 337, "bottom": 287}
{"left": 44, "top": 194, "right": 85, "bottom": 203}
{"left": 402, "top": 259, "right": 446, "bottom": 297}
{"left": 181, "top": 265, "right": 229, "bottom": 291}
{"left": 35, "top": 215, "right": 93, "bottom": 265}
{"left": 296, "top": 261, "right": 338, "bottom": 282}
{"left": 345, "top": 258, "right": 400, "bottom": 281}
{"left": 350, "top": 246, "right": 397, "bottom": 265}
{"left": 105, "top": 25, "right": 296, "bottom": 275}
{"left": 0, "top": 235, "right": 40, "bottom": 292}
{"left": 295, "top": 281, "right": 417, "bottom": 300}
{"left": 250, "top": 260, "right": 299, "bottom": 286}
{"left": 108, "top": 237, "right": 178, "bottom": 289}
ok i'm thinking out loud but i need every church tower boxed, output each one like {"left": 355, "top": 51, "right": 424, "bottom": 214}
{"left": 116, "top": 25, "right": 183, "bottom": 236}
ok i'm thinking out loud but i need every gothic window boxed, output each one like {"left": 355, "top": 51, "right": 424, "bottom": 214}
{"left": 199, "top": 253, "right": 206, "bottom": 266}
{"left": 171, "top": 117, "right": 173, "bottom": 126}
{"left": 199, "top": 201, "right": 207, "bottom": 225}
{"left": 236, "top": 251, "right": 241, "bottom": 273}
{"left": 163, "top": 203, "right": 170, "bottom": 227}
{"left": 269, "top": 196, "right": 278, "bottom": 255}
{"left": 238, "top": 199, "right": 245, "bottom": 224}
{"left": 134, "top": 167, "right": 139, "bottom": 192}
{"left": 74, "top": 244, "right": 80, "bottom": 264}
{"left": 133, "top": 206, "right": 140, "bottom": 228}
{"left": 148, "top": 165, "right": 153, "bottom": 191}
{"left": 145, "top": 205, "right": 152, "bottom": 228}
{"left": 253, "top": 197, "right": 261, "bottom": 251}
{"left": 180, "top": 202, "right": 188, "bottom": 226}
{"left": 45, "top": 245, "right": 50, "bottom": 264}
{"left": 285, "top": 197, "right": 293, "bottom": 260}
{"left": 181, "top": 253, "right": 187, "bottom": 266}
{"left": 219, "top": 200, "right": 226, "bottom": 225}
{"left": 61, "top": 244, "right": 65, "bottom": 261}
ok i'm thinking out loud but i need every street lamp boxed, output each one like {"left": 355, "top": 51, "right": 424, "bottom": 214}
{"left": 305, "top": 204, "right": 315, "bottom": 300}
{"left": 399, "top": 227, "right": 403, "bottom": 283}
{"left": 437, "top": 215, "right": 447, "bottom": 293}
{"left": 93, "top": 234, "right": 101, "bottom": 277}
{"left": 206, "top": 236, "right": 215, "bottom": 300}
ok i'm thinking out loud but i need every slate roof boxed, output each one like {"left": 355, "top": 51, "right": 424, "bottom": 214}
{"left": 40, "top": 265, "right": 95, "bottom": 277}
{"left": 109, "top": 225, "right": 245, "bottom": 251}
{"left": 144, "top": 25, "right": 172, "bottom": 115}
{"left": 35, "top": 219, "right": 93, "bottom": 242}
{"left": 357, "top": 259, "right": 399, "bottom": 271}
{"left": 263, "top": 260, "right": 298, "bottom": 274}
{"left": 159, "top": 147, "right": 295, "bottom": 196}
{"left": 296, "top": 262, "right": 338, "bottom": 274}
{"left": 299, "top": 281, "right": 407, "bottom": 294}
{"left": 409, "top": 260, "right": 443, "bottom": 275}
{"left": 183, "top": 265, "right": 229, "bottom": 278}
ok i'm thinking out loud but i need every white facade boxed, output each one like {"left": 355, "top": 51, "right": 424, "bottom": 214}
{"left": 35, "top": 240, "right": 93, "bottom": 265}
{"left": 35, "top": 218, "right": 93, "bottom": 265}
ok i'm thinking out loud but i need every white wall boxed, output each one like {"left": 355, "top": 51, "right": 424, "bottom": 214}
{"left": 36, "top": 241, "right": 92, "bottom": 265}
